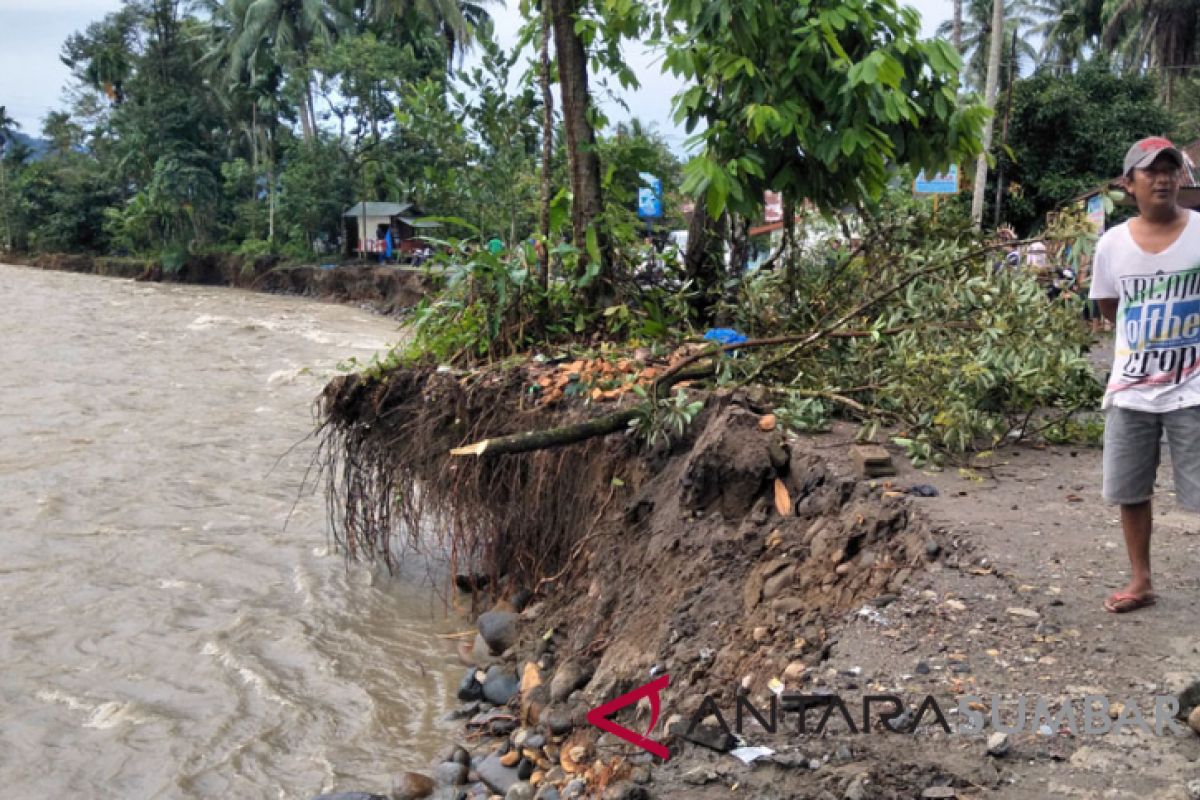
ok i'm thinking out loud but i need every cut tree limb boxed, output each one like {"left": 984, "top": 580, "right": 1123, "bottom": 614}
{"left": 450, "top": 365, "right": 714, "bottom": 457}
{"left": 450, "top": 407, "right": 641, "bottom": 457}
{"left": 449, "top": 243, "right": 1003, "bottom": 459}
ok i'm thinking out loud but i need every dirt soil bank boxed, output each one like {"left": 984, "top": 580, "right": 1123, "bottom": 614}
{"left": 9, "top": 252, "right": 430, "bottom": 316}
{"left": 430, "top": 399, "right": 1200, "bottom": 799}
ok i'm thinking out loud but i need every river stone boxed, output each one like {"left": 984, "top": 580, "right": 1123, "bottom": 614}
{"left": 986, "top": 732, "right": 1010, "bottom": 757}
{"left": 476, "top": 752, "right": 520, "bottom": 795}
{"left": 1188, "top": 705, "right": 1200, "bottom": 735}
{"left": 920, "top": 789, "right": 957, "bottom": 799}
{"left": 542, "top": 705, "right": 574, "bottom": 736}
{"left": 534, "top": 786, "right": 561, "bottom": 800}
{"left": 484, "top": 665, "right": 521, "bottom": 706}
{"left": 391, "top": 771, "right": 435, "bottom": 799}
{"left": 311, "top": 794, "right": 387, "bottom": 800}
{"left": 506, "top": 782, "right": 535, "bottom": 800}
{"left": 1176, "top": 680, "right": 1200, "bottom": 715}
{"left": 458, "top": 669, "right": 484, "bottom": 702}
{"left": 478, "top": 610, "right": 519, "bottom": 654}
{"left": 561, "top": 780, "right": 587, "bottom": 799}
{"left": 844, "top": 773, "right": 868, "bottom": 800}
{"left": 549, "top": 660, "right": 593, "bottom": 703}
{"left": 434, "top": 762, "right": 469, "bottom": 786}
{"left": 441, "top": 702, "right": 480, "bottom": 722}
{"left": 601, "top": 782, "right": 649, "bottom": 800}
{"left": 511, "top": 589, "right": 533, "bottom": 613}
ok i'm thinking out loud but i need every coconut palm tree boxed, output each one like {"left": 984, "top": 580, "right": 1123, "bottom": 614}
{"left": 937, "top": 0, "right": 1038, "bottom": 90}
{"left": 216, "top": 0, "right": 349, "bottom": 141}
{"left": 1026, "top": 0, "right": 1104, "bottom": 73}
{"left": 1100, "top": 0, "right": 1200, "bottom": 105}
{"left": 0, "top": 105, "right": 19, "bottom": 250}
{"left": 362, "top": 0, "right": 497, "bottom": 67}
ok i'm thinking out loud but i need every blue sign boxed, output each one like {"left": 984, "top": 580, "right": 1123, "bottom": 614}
{"left": 638, "top": 174, "right": 663, "bottom": 219}
{"left": 914, "top": 165, "right": 959, "bottom": 195}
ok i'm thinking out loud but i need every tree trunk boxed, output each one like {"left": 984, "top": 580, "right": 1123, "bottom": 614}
{"left": 269, "top": 161, "right": 276, "bottom": 244}
{"left": 992, "top": 29, "right": 1018, "bottom": 228}
{"left": 548, "top": 0, "right": 606, "bottom": 290}
{"left": 971, "top": 0, "right": 1005, "bottom": 228}
{"left": 782, "top": 195, "right": 797, "bottom": 299}
{"left": 267, "top": 125, "right": 277, "bottom": 244}
{"left": 537, "top": 3, "right": 554, "bottom": 290}
{"left": 952, "top": 0, "right": 962, "bottom": 53}
{"left": 297, "top": 92, "right": 315, "bottom": 142}
{"left": 249, "top": 107, "right": 260, "bottom": 240}
{"left": 683, "top": 200, "right": 727, "bottom": 324}
{"left": 0, "top": 159, "right": 11, "bottom": 252}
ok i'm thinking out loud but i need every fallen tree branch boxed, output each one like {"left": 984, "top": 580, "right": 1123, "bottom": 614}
{"left": 451, "top": 242, "right": 1001, "bottom": 459}
{"left": 449, "top": 365, "right": 714, "bottom": 457}
{"left": 655, "top": 245, "right": 997, "bottom": 385}
{"left": 792, "top": 389, "right": 868, "bottom": 414}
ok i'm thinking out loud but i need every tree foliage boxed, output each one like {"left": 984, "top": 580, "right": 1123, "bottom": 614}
{"left": 998, "top": 61, "right": 1179, "bottom": 234}
{"left": 664, "top": 0, "right": 989, "bottom": 221}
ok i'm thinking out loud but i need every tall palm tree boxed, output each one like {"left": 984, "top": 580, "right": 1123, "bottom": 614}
{"left": 972, "top": 0, "right": 1006, "bottom": 225}
{"left": 1026, "top": 0, "right": 1104, "bottom": 73}
{"left": 953, "top": 0, "right": 963, "bottom": 52}
{"left": 218, "top": 0, "right": 348, "bottom": 140}
{"left": 1101, "top": 0, "right": 1199, "bottom": 105}
{"left": 0, "top": 106, "right": 19, "bottom": 251}
{"left": 0, "top": 106, "right": 18, "bottom": 148}
{"left": 363, "top": 0, "right": 497, "bottom": 67}
{"left": 937, "top": 0, "right": 1037, "bottom": 90}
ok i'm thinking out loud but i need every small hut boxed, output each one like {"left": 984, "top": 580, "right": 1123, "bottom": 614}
{"left": 343, "top": 202, "right": 439, "bottom": 260}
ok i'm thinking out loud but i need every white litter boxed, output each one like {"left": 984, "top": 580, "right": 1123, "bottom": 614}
{"left": 730, "top": 746, "right": 775, "bottom": 765}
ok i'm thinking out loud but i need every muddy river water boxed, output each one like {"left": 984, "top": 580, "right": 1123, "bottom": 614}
{"left": 0, "top": 264, "right": 463, "bottom": 798}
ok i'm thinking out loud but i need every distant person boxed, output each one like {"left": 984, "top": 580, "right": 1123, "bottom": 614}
{"left": 1025, "top": 240, "right": 1047, "bottom": 270}
{"left": 993, "top": 225, "right": 1020, "bottom": 272}
{"left": 1089, "top": 136, "right": 1200, "bottom": 614}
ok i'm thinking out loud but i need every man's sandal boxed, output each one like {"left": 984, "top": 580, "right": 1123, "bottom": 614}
{"left": 1104, "top": 591, "right": 1157, "bottom": 614}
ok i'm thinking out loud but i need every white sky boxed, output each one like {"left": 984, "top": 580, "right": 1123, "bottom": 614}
{"left": 0, "top": 0, "right": 954, "bottom": 147}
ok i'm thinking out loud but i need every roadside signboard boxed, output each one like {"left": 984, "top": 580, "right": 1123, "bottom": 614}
{"left": 764, "top": 191, "right": 783, "bottom": 223}
{"left": 638, "top": 173, "right": 663, "bottom": 219}
{"left": 914, "top": 165, "right": 959, "bottom": 195}
{"left": 1086, "top": 193, "right": 1105, "bottom": 233}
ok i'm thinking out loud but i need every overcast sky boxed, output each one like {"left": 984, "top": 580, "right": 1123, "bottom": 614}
{"left": 0, "top": 0, "right": 954, "bottom": 147}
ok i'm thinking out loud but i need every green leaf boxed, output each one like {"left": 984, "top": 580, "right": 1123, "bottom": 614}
{"left": 585, "top": 226, "right": 602, "bottom": 266}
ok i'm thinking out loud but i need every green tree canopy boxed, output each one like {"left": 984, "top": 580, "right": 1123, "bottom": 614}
{"left": 665, "top": 0, "right": 990, "bottom": 220}
{"left": 997, "top": 61, "right": 1179, "bottom": 234}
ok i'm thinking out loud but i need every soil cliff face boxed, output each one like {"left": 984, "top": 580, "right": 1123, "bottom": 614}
{"left": 8, "top": 253, "right": 429, "bottom": 316}
{"left": 538, "top": 400, "right": 934, "bottom": 712}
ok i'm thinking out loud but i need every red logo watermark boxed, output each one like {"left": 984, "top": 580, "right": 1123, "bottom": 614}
{"left": 586, "top": 674, "right": 671, "bottom": 760}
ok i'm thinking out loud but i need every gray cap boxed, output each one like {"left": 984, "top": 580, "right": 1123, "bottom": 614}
{"left": 1124, "top": 137, "right": 1183, "bottom": 176}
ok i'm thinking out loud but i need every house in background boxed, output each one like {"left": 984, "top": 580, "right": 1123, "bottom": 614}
{"left": 343, "top": 201, "right": 439, "bottom": 260}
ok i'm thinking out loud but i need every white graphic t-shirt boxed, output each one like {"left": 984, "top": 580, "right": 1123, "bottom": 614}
{"left": 1090, "top": 209, "right": 1200, "bottom": 411}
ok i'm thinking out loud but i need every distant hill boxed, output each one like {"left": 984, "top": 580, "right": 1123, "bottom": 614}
{"left": 1, "top": 131, "right": 50, "bottom": 161}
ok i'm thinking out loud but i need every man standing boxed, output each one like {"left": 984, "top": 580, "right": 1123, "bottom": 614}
{"left": 1090, "top": 136, "right": 1200, "bottom": 613}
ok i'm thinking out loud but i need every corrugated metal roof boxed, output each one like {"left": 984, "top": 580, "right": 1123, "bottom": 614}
{"left": 343, "top": 201, "right": 413, "bottom": 218}
{"left": 397, "top": 216, "right": 441, "bottom": 228}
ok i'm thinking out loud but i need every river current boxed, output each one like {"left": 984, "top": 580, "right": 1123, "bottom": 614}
{"left": 0, "top": 264, "right": 463, "bottom": 798}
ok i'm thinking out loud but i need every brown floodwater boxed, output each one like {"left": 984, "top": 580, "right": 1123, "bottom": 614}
{"left": 0, "top": 264, "right": 464, "bottom": 798}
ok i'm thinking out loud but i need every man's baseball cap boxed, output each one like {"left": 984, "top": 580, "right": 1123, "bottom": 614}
{"left": 1124, "top": 137, "right": 1183, "bottom": 176}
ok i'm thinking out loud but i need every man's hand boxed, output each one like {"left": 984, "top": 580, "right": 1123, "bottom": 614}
{"left": 1097, "top": 298, "right": 1118, "bottom": 324}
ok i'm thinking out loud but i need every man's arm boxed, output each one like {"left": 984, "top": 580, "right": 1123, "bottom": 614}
{"left": 1097, "top": 298, "right": 1118, "bottom": 323}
